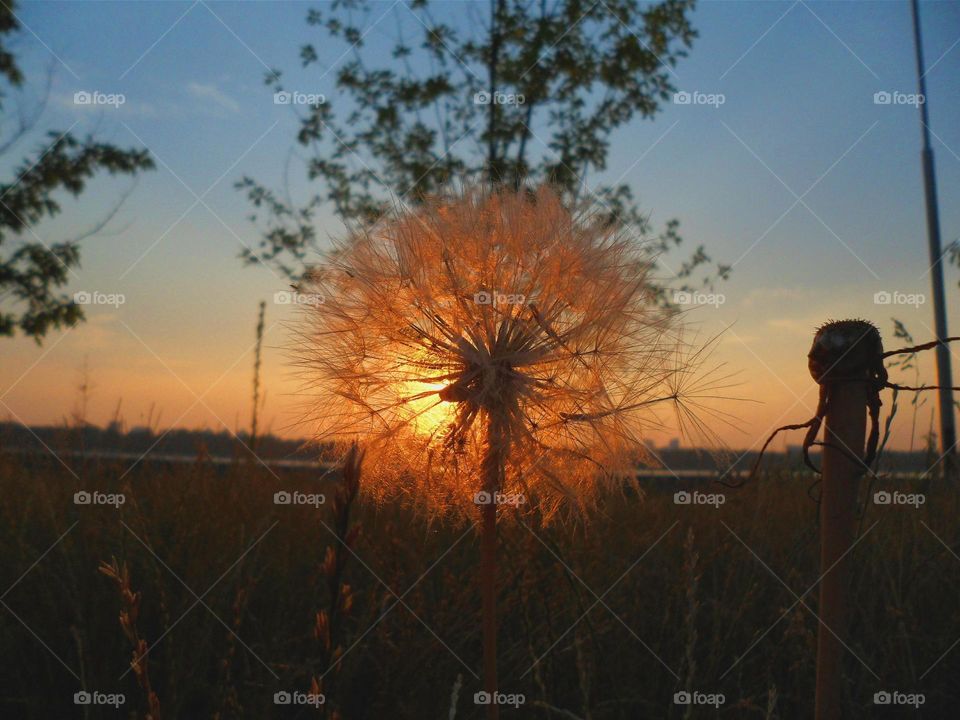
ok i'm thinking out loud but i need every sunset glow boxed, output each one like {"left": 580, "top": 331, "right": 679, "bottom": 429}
{"left": 291, "top": 187, "right": 732, "bottom": 519}
{"left": 402, "top": 379, "right": 457, "bottom": 436}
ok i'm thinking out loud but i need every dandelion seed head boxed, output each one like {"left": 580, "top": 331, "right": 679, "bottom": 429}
{"left": 294, "top": 186, "right": 727, "bottom": 519}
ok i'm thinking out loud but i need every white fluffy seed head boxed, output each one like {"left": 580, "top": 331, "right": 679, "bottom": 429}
{"left": 293, "top": 186, "right": 729, "bottom": 520}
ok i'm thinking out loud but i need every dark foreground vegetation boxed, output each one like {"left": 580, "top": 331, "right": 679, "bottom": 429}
{"left": 1, "top": 448, "right": 957, "bottom": 719}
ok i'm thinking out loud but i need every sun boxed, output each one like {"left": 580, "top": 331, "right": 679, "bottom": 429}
{"left": 403, "top": 379, "right": 457, "bottom": 435}
{"left": 390, "top": 355, "right": 460, "bottom": 436}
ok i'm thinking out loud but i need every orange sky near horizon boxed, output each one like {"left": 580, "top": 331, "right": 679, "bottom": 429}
{"left": 2, "top": 284, "right": 954, "bottom": 455}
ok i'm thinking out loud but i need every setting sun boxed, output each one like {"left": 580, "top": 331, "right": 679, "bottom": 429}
{"left": 403, "top": 379, "right": 457, "bottom": 435}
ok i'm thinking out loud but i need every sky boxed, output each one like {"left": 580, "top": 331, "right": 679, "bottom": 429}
{"left": 1, "top": 0, "right": 959, "bottom": 455}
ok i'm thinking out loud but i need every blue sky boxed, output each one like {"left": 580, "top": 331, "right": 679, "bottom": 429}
{"left": 2, "top": 0, "right": 959, "bottom": 452}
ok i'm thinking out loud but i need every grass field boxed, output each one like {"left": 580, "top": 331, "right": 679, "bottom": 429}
{"left": 1, "top": 445, "right": 958, "bottom": 719}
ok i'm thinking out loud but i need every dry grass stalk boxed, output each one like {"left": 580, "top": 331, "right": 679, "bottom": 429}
{"left": 99, "top": 557, "right": 161, "bottom": 720}
{"left": 680, "top": 527, "right": 700, "bottom": 720}
{"left": 313, "top": 444, "right": 363, "bottom": 715}
{"left": 250, "top": 300, "right": 267, "bottom": 452}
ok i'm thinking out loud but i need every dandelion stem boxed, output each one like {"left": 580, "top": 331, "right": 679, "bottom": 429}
{"left": 480, "top": 415, "right": 503, "bottom": 720}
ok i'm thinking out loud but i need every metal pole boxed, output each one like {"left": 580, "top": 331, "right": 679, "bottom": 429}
{"left": 910, "top": 0, "right": 956, "bottom": 470}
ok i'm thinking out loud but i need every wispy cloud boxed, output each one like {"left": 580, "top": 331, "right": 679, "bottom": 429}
{"left": 186, "top": 81, "right": 239, "bottom": 114}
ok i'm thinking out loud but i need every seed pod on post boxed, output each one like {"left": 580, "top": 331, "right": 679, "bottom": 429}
{"left": 808, "top": 319, "right": 882, "bottom": 720}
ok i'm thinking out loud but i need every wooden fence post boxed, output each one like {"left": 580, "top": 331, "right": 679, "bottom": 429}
{"left": 808, "top": 320, "right": 879, "bottom": 720}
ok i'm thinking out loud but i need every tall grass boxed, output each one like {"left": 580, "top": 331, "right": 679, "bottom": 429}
{"left": 250, "top": 300, "right": 266, "bottom": 453}
{"left": 0, "top": 449, "right": 957, "bottom": 718}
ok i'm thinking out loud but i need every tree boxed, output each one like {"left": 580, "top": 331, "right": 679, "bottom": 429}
{"left": 0, "top": 1, "right": 154, "bottom": 342}
{"left": 238, "top": 0, "right": 729, "bottom": 293}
